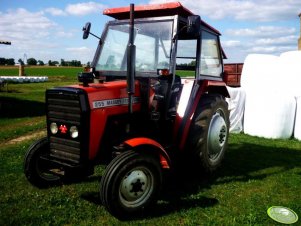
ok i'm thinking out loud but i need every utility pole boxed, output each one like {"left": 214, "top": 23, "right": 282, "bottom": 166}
{"left": 299, "top": 13, "right": 301, "bottom": 50}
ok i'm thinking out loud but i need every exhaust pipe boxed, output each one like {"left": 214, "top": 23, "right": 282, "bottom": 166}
{"left": 127, "top": 3, "right": 136, "bottom": 115}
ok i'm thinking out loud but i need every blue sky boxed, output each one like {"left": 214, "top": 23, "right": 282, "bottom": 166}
{"left": 1, "top": 0, "right": 300, "bottom": 64}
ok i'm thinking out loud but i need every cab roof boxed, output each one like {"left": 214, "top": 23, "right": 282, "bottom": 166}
{"left": 103, "top": 2, "right": 221, "bottom": 35}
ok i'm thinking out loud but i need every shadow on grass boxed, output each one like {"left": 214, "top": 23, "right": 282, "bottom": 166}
{"left": 0, "top": 96, "right": 45, "bottom": 118}
{"left": 78, "top": 140, "right": 301, "bottom": 219}
{"left": 80, "top": 162, "right": 219, "bottom": 219}
{"left": 213, "top": 141, "right": 301, "bottom": 184}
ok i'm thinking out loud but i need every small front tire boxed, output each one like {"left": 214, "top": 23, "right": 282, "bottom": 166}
{"left": 24, "top": 137, "right": 61, "bottom": 188}
{"left": 100, "top": 150, "right": 162, "bottom": 219}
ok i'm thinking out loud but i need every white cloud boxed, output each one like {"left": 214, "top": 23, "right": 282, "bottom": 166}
{"left": 0, "top": 8, "right": 56, "bottom": 42}
{"left": 222, "top": 40, "right": 242, "bottom": 48}
{"left": 255, "top": 35, "right": 298, "bottom": 46}
{"left": 65, "top": 2, "right": 106, "bottom": 16}
{"left": 66, "top": 47, "right": 94, "bottom": 63}
{"left": 66, "top": 46, "right": 90, "bottom": 53}
{"left": 44, "top": 7, "right": 66, "bottom": 16}
{"left": 0, "top": 2, "right": 105, "bottom": 63}
{"left": 221, "top": 24, "right": 299, "bottom": 62}
{"left": 149, "top": 0, "right": 301, "bottom": 22}
{"left": 0, "top": 8, "right": 77, "bottom": 62}
{"left": 43, "top": 2, "right": 107, "bottom": 17}
{"left": 56, "top": 31, "right": 74, "bottom": 38}
{"left": 248, "top": 45, "right": 295, "bottom": 53}
{"left": 226, "top": 26, "right": 297, "bottom": 38}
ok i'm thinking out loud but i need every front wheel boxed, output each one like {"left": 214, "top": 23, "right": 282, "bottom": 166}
{"left": 100, "top": 150, "right": 162, "bottom": 220}
{"left": 24, "top": 137, "right": 61, "bottom": 188}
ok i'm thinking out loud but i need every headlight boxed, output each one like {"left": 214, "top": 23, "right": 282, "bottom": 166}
{"left": 70, "top": 126, "right": 79, "bottom": 138}
{"left": 50, "top": 122, "right": 58, "bottom": 134}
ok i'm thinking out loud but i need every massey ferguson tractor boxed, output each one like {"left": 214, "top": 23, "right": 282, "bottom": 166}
{"left": 24, "top": 2, "right": 230, "bottom": 219}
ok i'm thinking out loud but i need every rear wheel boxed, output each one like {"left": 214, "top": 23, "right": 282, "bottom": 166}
{"left": 100, "top": 150, "right": 162, "bottom": 219}
{"left": 188, "top": 94, "right": 229, "bottom": 172}
{"left": 24, "top": 137, "right": 61, "bottom": 188}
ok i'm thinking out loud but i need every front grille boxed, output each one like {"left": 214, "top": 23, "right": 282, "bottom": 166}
{"left": 47, "top": 93, "right": 81, "bottom": 125}
{"left": 49, "top": 137, "right": 80, "bottom": 163}
{"left": 46, "top": 89, "right": 89, "bottom": 165}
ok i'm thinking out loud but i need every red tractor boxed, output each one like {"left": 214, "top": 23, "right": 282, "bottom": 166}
{"left": 24, "top": 2, "right": 229, "bottom": 219}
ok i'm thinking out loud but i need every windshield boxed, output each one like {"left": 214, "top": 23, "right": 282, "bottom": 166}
{"left": 96, "top": 20, "right": 173, "bottom": 75}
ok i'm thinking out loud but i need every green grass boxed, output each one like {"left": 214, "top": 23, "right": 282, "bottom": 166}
{"left": 176, "top": 70, "right": 195, "bottom": 77}
{"left": 0, "top": 134, "right": 300, "bottom": 225}
{"left": 0, "top": 66, "right": 82, "bottom": 77}
{"left": 1, "top": 66, "right": 301, "bottom": 225}
{"left": 0, "top": 66, "right": 79, "bottom": 143}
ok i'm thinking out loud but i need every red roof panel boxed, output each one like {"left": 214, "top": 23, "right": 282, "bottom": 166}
{"left": 103, "top": 2, "right": 193, "bottom": 19}
{"left": 103, "top": 2, "right": 221, "bottom": 35}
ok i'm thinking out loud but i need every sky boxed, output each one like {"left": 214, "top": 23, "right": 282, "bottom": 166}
{"left": 0, "top": 0, "right": 300, "bottom": 64}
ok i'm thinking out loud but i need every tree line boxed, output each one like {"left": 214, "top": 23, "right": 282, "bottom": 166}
{"left": 0, "top": 57, "right": 85, "bottom": 67}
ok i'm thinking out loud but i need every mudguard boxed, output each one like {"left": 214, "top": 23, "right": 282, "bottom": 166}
{"left": 175, "top": 80, "right": 229, "bottom": 150}
{"left": 123, "top": 137, "right": 171, "bottom": 169}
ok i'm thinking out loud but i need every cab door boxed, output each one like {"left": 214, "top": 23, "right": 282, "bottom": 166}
{"left": 198, "top": 30, "right": 224, "bottom": 81}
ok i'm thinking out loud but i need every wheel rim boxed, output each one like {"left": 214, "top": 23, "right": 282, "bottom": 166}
{"left": 207, "top": 109, "right": 228, "bottom": 161}
{"left": 119, "top": 167, "right": 154, "bottom": 208}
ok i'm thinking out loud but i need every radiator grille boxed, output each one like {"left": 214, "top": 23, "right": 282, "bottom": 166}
{"left": 47, "top": 91, "right": 84, "bottom": 164}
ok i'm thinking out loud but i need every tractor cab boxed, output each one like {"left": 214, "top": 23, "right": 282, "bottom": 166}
{"left": 92, "top": 2, "right": 224, "bottom": 81}
{"left": 83, "top": 2, "right": 228, "bottom": 140}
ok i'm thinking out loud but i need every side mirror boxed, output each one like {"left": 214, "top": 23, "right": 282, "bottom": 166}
{"left": 82, "top": 22, "right": 91, "bottom": 39}
{"left": 187, "top": 16, "right": 201, "bottom": 37}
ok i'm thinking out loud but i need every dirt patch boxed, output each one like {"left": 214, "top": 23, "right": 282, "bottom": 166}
{"left": 5, "top": 130, "right": 46, "bottom": 146}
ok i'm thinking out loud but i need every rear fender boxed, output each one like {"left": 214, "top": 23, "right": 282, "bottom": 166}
{"left": 123, "top": 138, "right": 171, "bottom": 169}
{"left": 174, "top": 80, "right": 229, "bottom": 150}
{"left": 206, "top": 81, "right": 230, "bottom": 98}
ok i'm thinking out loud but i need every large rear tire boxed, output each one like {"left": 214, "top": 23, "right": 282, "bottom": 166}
{"left": 100, "top": 150, "right": 162, "bottom": 220}
{"left": 24, "top": 137, "right": 61, "bottom": 188}
{"left": 188, "top": 94, "right": 230, "bottom": 172}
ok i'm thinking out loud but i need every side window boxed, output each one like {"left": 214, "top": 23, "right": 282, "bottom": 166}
{"left": 200, "top": 31, "right": 222, "bottom": 77}
{"left": 176, "top": 39, "right": 197, "bottom": 77}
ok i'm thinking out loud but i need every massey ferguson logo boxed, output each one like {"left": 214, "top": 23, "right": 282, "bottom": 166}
{"left": 93, "top": 97, "right": 140, "bottom": 109}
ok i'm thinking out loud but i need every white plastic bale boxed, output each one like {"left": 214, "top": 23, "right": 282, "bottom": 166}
{"left": 294, "top": 97, "right": 301, "bottom": 141}
{"left": 244, "top": 93, "right": 296, "bottom": 139}
{"left": 240, "top": 54, "right": 280, "bottom": 93}
{"left": 18, "top": 77, "right": 24, "bottom": 83}
{"left": 226, "top": 86, "right": 246, "bottom": 133}
{"left": 279, "top": 51, "right": 301, "bottom": 97}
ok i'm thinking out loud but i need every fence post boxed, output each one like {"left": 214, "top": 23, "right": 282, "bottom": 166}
{"left": 19, "top": 64, "right": 24, "bottom": 76}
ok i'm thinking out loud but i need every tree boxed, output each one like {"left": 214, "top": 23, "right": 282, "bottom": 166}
{"left": 0, "top": 58, "right": 6, "bottom": 65}
{"left": 188, "top": 60, "right": 196, "bottom": 66}
{"left": 48, "top": 60, "right": 59, "bottom": 66}
{"left": 37, "top": 60, "right": 44, "bottom": 66}
{"left": 5, "top": 58, "right": 15, "bottom": 65}
{"left": 70, "top": 60, "right": 82, "bottom": 67}
{"left": 27, "top": 58, "right": 37, "bottom": 65}
{"left": 18, "top": 59, "right": 25, "bottom": 65}
{"left": 60, "top": 59, "right": 67, "bottom": 66}
{"left": 52, "top": 61, "right": 59, "bottom": 66}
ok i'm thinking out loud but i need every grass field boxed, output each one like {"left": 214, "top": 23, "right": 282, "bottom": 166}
{"left": 1, "top": 66, "right": 301, "bottom": 225}
{"left": 0, "top": 66, "right": 79, "bottom": 143}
